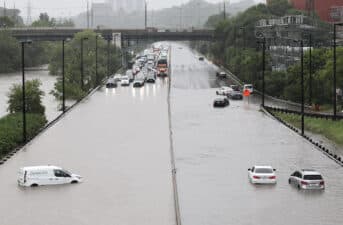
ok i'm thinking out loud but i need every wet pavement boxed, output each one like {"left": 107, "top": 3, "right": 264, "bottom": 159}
{"left": 0, "top": 78, "right": 175, "bottom": 225}
{"left": 1, "top": 42, "right": 343, "bottom": 225}
{"left": 169, "top": 43, "right": 343, "bottom": 225}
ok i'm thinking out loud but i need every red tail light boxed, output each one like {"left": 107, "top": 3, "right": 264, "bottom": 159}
{"left": 301, "top": 181, "right": 308, "bottom": 185}
{"left": 253, "top": 176, "right": 260, "bottom": 179}
{"left": 269, "top": 176, "right": 276, "bottom": 179}
{"left": 320, "top": 181, "right": 325, "bottom": 185}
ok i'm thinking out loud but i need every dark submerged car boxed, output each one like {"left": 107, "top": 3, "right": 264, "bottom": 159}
{"left": 213, "top": 97, "right": 230, "bottom": 107}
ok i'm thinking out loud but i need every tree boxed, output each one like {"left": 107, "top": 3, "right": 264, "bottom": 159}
{"left": 31, "top": 13, "right": 55, "bottom": 27}
{"left": 0, "top": 16, "right": 15, "bottom": 28}
{"left": 49, "top": 30, "right": 121, "bottom": 100}
{"left": 0, "top": 31, "right": 20, "bottom": 73}
{"left": 7, "top": 79, "right": 46, "bottom": 115}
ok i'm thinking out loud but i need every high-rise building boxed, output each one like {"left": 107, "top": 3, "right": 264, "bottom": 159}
{"left": 108, "top": 0, "right": 144, "bottom": 13}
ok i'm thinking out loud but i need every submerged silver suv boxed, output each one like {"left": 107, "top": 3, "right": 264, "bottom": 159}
{"left": 288, "top": 169, "right": 325, "bottom": 190}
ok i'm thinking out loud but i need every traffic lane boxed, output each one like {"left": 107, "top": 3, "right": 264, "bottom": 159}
{"left": 171, "top": 88, "right": 343, "bottom": 225}
{"left": 0, "top": 79, "right": 175, "bottom": 225}
{"left": 171, "top": 44, "right": 218, "bottom": 89}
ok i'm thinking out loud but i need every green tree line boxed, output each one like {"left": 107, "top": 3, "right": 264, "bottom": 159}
{"left": 1, "top": 79, "right": 47, "bottom": 158}
{"left": 49, "top": 30, "right": 121, "bottom": 100}
{"left": 201, "top": 0, "right": 339, "bottom": 106}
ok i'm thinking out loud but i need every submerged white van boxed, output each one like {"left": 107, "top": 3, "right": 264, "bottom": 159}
{"left": 17, "top": 165, "right": 82, "bottom": 187}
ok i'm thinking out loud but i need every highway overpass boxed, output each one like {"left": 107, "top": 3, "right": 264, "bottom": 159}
{"left": 1, "top": 28, "right": 220, "bottom": 42}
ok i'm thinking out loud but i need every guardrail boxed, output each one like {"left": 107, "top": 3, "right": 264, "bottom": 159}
{"left": 265, "top": 106, "right": 343, "bottom": 120}
{"left": 262, "top": 106, "right": 343, "bottom": 167}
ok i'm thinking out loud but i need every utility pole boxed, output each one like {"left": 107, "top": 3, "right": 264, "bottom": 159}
{"left": 223, "top": 0, "right": 226, "bottom": 20}
{"left": 87, "top": 0, "right": 90, "bottom": 29}
{"left": 4, "top": 1, "right": 7, "bottom": 18}
{"left": 145, "top": 0, "right": 147, "bottom": 29}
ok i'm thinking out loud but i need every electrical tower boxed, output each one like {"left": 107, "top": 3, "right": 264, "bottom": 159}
{"left": 26, "top": 0, "right": 32, "bottom": 25}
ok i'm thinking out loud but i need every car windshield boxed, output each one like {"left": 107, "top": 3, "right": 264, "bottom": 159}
{"left": 255, "top": 168, "right": 273, "bottom": 174}
{"left": 304, "top": 175, "right": 323, "bottom": 180}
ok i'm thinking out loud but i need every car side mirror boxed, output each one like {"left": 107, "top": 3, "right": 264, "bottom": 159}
{"left": 273, "top": 169, "right": 276, "bottom": 171}
{"left": 248, "top": 168, "right": 251, "bottom": 171}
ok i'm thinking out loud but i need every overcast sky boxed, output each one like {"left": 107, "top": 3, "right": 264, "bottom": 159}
{"left": 1, "top": 0, "right": 265, "bottom": 20}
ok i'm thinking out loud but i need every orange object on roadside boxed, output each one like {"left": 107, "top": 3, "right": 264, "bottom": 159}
{"left": 243, "top": 89, "right": 251, "bottom": 97}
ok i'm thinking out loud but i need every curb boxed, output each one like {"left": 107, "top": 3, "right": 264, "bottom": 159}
{"left": 261, "top": 106, "right": 343, "bottom": 167}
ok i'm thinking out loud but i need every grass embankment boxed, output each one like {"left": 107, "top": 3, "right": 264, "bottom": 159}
{"left": 273, "top": 111, "right": 343, "bottom": 147}
{"left": 0, "top": 113, "right": 47, "bottom": 159}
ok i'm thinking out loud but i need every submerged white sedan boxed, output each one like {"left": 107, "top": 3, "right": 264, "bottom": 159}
{"left": 248, "top": 166, "right": 277, "bottom": 184}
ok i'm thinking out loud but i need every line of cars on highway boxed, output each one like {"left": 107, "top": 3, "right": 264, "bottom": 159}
{"left": 213, "top": 85, "right": 244, "bottom": 108}
{"left": 213, "top": 70, "right": 255, "bottom": 108}
{"left": 106, "top": 44, "right": 169, "bottom": 89}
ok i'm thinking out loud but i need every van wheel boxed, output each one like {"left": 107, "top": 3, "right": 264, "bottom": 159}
{"left": 288, "top": 179, "right": 291, "bottom": 184}
{"left": 31, "top": 183, "right": 38, "bottom": 187}
{"left": 71, "top": 180, "right": 78, "bottom": 184}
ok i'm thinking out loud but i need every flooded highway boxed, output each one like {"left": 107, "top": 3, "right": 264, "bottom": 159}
{"left": 169, "top": 43, "right": 343, "bottom": 225}
{"left": 0, "top": 78, "right": 175, "bottom": 225}
{"left": 1, "top": 42, "right": 343, "bottom": 225}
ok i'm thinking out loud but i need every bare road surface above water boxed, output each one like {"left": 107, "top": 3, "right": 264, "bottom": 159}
{"left": 169, "top": 43, "right": 343, "bottom": 225}
{"left": 0, "top": 79, "right": 175, "bottom": 225}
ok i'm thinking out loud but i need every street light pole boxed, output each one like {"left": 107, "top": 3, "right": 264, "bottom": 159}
{"left": 20, "top": 40, "right": 32, "bottom": 143}
{"left": 107, "top": 38, "right": 110, "bottom": 77}
{"left": 309, "top": 34, "right": 312, "bottom": 106}
{"left": 262, "top": 38, "right": 266, "bottom": 107}
{"left": 95, "top": 35, "right": 99, "bottom": 86}
{"left": 62, "top": 39, "right": 66, "bottom": 113}
{"left": 301, "top": 40, "right": 305, "bottom": 136}
{"left": 333, "top": 23, "right": 342, "bottom": 120}
{"left": 256, "top": 33, "right": 266, "bottom": 107}
{"left": 80, "top": 37, "right": 88, "bottom": 91}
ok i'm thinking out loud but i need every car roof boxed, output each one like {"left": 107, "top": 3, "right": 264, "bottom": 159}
{"left": 21, "top": 165, "right": 61, "bottom": 171}
{"left": 254, "top": 166, "right": 273, "bottom": 169}
{"left": 301, "top": 169, "right": 321, "bottom": 175}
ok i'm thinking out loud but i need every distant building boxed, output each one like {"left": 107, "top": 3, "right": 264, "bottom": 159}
{"left": 108, "top": 0, "right": 144, "bottom": 13}
{"left": 91, "top": 2, "right": 114, "bottom": 28}
{"left": 288, "top": 0, "right": 343, "bottom": 23}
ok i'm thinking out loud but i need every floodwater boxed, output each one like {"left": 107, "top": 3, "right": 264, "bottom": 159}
{"left": 0, "top": 66, "right": 60, "bottom": 122}
{"left": 170, "top": 43, "right": 343, "bottom": 225}
{"left": 1, "top": 43, "right": 343, "bottom": 225}
{"left": 0, "top": 78, "right": 175, "bottom": 225}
